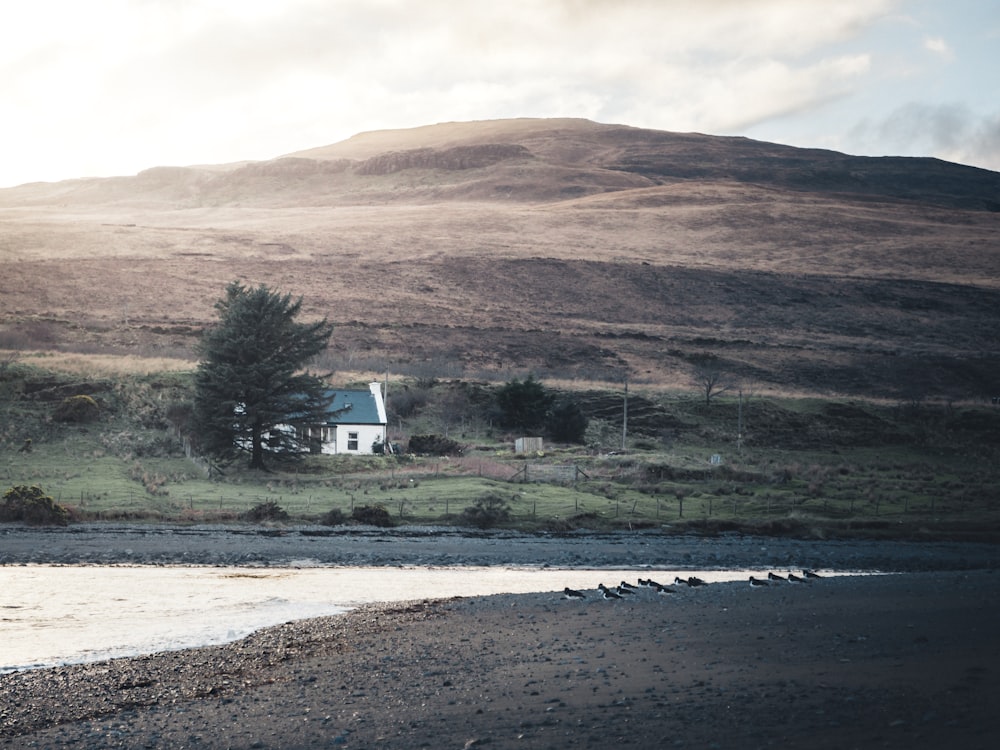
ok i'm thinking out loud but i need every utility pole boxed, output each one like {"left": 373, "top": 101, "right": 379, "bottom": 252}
{"left": 737, "top": 387, "right": 744, "bottom": 453}
{"left": 621, "top": 376, "right": 629, "bottom": 452}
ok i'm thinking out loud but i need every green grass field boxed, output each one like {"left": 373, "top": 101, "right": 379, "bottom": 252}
{"left": 2, "top": 360, "right": 998, "bottom": 539}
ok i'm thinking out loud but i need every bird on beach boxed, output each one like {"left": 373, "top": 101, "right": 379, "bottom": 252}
{"left": 803, "top": 569, "right": 822, "bottom": 579}
{"left": 620, "top": 580, "right": 639, "bottom": 591}
{"left": 749, "top": 576, "right": 769, "bottom": 587}
{"left": 616, "top": 584, "right": 635, "bottom": 596}
{"left": 598, "top": 583, "right": 623, "bottom": 599}
{"left": 686, "top": 576, "right": 708, "bottom": 587}
{"left": 563, "top": 587, "right": 586, "bottom": 600}
{"left": 767, "top": 572, "right": 786, "bottom": 582}
{"left": 654, "top": 584, "right": 676, "bottom": 595}
{"left": 639, "top": 578, "right": 665, "bottom": 589}
{"left": 787, "top": 572, "right": 805, "bottom": 583}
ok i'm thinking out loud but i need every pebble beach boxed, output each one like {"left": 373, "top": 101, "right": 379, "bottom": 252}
{"left": 1, "top": 525, "right": 998, "bottom": 748}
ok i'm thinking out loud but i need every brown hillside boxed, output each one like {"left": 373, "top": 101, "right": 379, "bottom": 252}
{"left": 1, "top": 118, "right": 998, "bottom": 400}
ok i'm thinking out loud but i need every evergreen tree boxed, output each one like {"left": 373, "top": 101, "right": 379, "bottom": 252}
{"left": 495, "top": 375, "right": 554, "bottom": 432}
{"left": 547, "top": 397, "right": 589, "bottom": 443}
{"left": 193, "top": 282, "right": 333, "bottom": 470}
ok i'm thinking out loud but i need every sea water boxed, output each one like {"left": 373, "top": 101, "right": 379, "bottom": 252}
{"left": 0, "top": 565, "right": 771, "bottom": 673}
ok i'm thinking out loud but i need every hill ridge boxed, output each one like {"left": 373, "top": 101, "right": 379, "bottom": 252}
{"left": 3, "top": 118, "right": 998, "bottom": 211}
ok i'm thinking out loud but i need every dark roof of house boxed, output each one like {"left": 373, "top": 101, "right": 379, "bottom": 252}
{"left": 322, "top": 389, "right": 384, "bottom": 426}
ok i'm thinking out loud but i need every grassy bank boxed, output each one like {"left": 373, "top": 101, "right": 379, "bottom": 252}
{"left": 2, "top": 359, "right": 998, "bottom": 540}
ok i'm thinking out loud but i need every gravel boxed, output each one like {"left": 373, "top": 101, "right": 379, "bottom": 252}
{"left": 1, "top": 524, "right": 998, "bottom": 749}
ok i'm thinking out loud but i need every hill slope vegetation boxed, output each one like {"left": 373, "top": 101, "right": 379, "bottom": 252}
{"left": 2, "top": 118, "right": 998, "bottom": 401}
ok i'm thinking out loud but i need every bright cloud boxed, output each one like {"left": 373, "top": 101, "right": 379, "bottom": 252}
{"left": 923, "top": 36, "right": 953, "bottom": 58}
{"left": 0, "top": 0, "right": 996, "bottom": 187}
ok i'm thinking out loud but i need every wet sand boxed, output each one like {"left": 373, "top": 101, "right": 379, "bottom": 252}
{"left": 2, "top": 569, "right": 998, "bottom": 749}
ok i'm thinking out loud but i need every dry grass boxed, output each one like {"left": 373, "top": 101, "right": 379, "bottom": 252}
{"left": 2, "top": 118, "right": 998, "bottom": 399}
{"left": 3, "top": 350, "right": 194, "bottom": 377}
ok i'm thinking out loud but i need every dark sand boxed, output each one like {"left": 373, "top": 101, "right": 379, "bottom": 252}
{"left": 2, "top": 568, "right": 998, "bottom": 749}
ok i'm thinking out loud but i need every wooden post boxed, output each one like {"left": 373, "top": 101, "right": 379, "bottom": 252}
{"left": 621, "top": 376, "right": 629, "bottom": 452}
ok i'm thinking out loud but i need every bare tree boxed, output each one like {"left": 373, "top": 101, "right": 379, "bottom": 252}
{"left": 692, "top": 362, "right": 731, "bottom": 406}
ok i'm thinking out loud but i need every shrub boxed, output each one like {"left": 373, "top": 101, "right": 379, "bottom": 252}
{"left": 351, "top": 503, "right": 394, "bottom": 527}
{"left": 241, "top": 500, "right": 289, "bottom": 522}
{"left": 458, "top": 492, "right": 512, "bottom": 529}
{"left": 407, "top": 434, "right": 463, "bottom": 456}
{"left": 0, "top": 485, "right": 70, "bottom": 526}
{"left": 319, "top": 507, "right": 347, "bottom": 526}
{"left": 53, "top": 394, "right": 100, "bottom": 423}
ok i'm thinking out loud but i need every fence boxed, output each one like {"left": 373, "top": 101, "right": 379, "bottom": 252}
{"left": 508, "top": 463, "right": 590, "bottom": 483}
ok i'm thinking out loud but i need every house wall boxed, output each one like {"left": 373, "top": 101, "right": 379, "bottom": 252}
{"left": 326, "top": 423, "right": 386, "bottom": 455}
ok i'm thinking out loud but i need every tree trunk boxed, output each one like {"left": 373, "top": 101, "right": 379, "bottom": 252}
{"left": 250, "top": 420, "right": 266, "bottom": 470}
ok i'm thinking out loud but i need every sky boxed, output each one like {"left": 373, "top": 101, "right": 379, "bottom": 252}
{"left": 2, "top": 0, "right": 998, "bottom": 188}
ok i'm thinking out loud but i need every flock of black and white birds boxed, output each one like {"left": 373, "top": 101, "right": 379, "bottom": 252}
{"left": 563, "top": 570, "right": 823, "bottom": 600}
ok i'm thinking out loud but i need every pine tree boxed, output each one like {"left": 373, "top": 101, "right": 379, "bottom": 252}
{"left": 547, "top": 397, "right": 589, "bottom": 444}
{"left": 495, "top": 375, "right": 554, "bottom": 432}
{"left": 193, "top": 282, "right": 333, "bottom": 470}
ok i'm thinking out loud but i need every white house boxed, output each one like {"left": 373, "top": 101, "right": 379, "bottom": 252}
{"left": 295, "top": 382, "right": 388, "bottom": 455}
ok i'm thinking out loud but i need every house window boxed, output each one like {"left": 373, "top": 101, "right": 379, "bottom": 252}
{"left": 347, "top": 432, "right": 359, "bottom": 451}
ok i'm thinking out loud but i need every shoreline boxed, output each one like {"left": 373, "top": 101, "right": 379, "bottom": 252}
{"left": 2, "top": 523, "right": 998, "bottom": 570}
{"left": 2, "top": 570, "right": 999, "bottom": 748}
{"left": 2, "top": 527, "right": 999, "bottom": 747}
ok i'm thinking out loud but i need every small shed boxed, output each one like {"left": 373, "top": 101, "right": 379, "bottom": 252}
{"left": 515, "top": 437, "right": 544, "bottom": 454}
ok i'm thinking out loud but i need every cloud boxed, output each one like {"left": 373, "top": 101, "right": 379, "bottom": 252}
{"left": 0, "top": 0, "right": 911, "bottom": 185}
{"left": 953, "top": 114, "right": 1000, "bottom": 171}
{"left": 852, "top": 102, "right": 1000, "bottom": 170}
{"left": 922, "top": 36, "right": 953, "bottom": 59}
